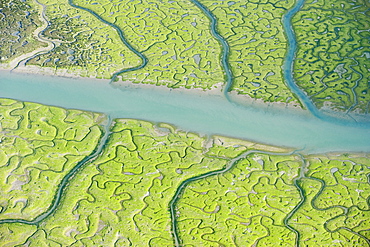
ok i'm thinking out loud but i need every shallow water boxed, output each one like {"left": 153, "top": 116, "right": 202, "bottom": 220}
{"left": 1, "top": 71, "right": 369, "bottom": 154}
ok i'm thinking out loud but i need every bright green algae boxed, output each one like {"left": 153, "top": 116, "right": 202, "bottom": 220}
{"left": 1, "top": 0, "right": 302, "bottom": 103}
{"left": 3, "top": 0, "right": 370, "bottom": 112}
{"left": 9, "top": 119, "right": 231, "bottom": 246}
{"left": 13, "top": 0, "right": 227, "bottom": 90}
{"left": 1, "top": 0, "right": 370, "bottom": 245}
{"left": 0, "top": 98, "right": 105, "bottom": 221}
{"left": 2, "top": 0, "right": 370, "bottom": 113}
{"left": 0, "top": 223, "right": 37, "bottom": 246}
{"left": 176, "top": 153, "right": 302, "bottom": 246}
{"left": 292, "top": 0, "right": 370, "bottom": 114}
{"left": 1, "top": 0, "right": 305, "bottom": 102}
{"left": 72, "top": 0, "right": 301, "bottom": 101}
{"left": 287, "top": 154, "right": 370, "bottom": 246}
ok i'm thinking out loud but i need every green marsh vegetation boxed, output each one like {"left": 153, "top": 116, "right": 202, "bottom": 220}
{"left": 177, "top": 153, "right": 302, "bottom": 246}
{"left": 1, "top": 0, "right": 370, "bottom": 114}
{"left": 287, "top": 154, "right": 370, "bottom": 246}
{"left": 0, "top": 98, "right": 369, "bottom": 246}
{"left": 1, "top": 0, "right": 307, "bottom": 105}
{"left": 293, "top": 0, "right": 370, "bottom": 114}
{"left": 26, "top": 0, "right": 142, "bottom": 79}
{"left": 74, "top": 0, "right": 225, "bottom": 90}
{"left": 177, "top": 152, "right": 370, "bottom": 246}
{"left": 0, "top": 98, "right": 105, "bottom": 221}
{"left": 0, "top": 0, "right": 48, "bottom": 63}
{"left": 197, "top": 0, "right": 299, "bottom": 104}
{"left": 5, "top": 119, "right": 232, "bottom": 246}
{"left": 1, "top": 0, "right": 370, "bottom": 243}
{"left": 3, "top": 0, "right": 369, "bottom": 115}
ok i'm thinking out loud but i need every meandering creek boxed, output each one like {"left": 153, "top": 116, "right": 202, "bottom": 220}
{"left": 1, "top": 1, "right": 370, "bottom": 245}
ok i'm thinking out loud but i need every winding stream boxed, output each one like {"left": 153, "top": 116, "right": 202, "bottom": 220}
{"left": 8, "top": 0, "right": 54, "bottom": 70}
{"left": 282, "top": 0, "right": 318, "bottom": 116}
{"left": 67, "top": 0, "right": 148, "bottom": 83}
{"left": 188, "top": 0, "right": 234, "bottom": 101}
{"left": 169, "top": 149, "right": 299, "bottom": 246}
{"left": 0, "top": 117, "right": 112, "bottom": 225}
{"left": 280, "top": 0, "right": 352, "bottom": 123}
{"left": 0, "top": 0, "right": 370, "bottom": 245}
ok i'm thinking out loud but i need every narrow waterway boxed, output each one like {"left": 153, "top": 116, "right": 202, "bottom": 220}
{"left": 169, "top": 149, "right": 299, "bottom": 246}
{"left": 9, "top": 0, "right": 54, "bottom": 69}
{"left": 0, "top": 1, "right": 369, "bottom": 245}
{"left": 282, "top": 0, "right": 328, "bottom": 121}
{"left": 68, "top": 0, "right": 148, "bottom": 82}
{"left": 188, "top": 0, "right": 234, "bottom": 101}
{"left": 0, "top": 117, "right": 112, "bottom": 224}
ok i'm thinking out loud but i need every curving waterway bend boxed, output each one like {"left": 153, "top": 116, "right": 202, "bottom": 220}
{"left": 0, "top": 0, "right": 370, "bottom": 245}
{"left": 10, "top": 0, "right": 55, "bottom": 70}
{"left": 186, "top": 0, "right": 361, "bottom": 125}
{"left": 68, "top": 0, "right": 148, "bottom": 83}
{"left": 169, "top": 149, "right": 300, "bottom": 246}
{"left": 282, "top": 0, "right": 337, "bottom": 122}
{"left": 189, "top": 0, "right": 234, "bottom": 102}
{"left": 65, "top": 0, "right": 365, "bottom": 125}
{"left": 0, "top": 117, "right": 112, "bottom": 225}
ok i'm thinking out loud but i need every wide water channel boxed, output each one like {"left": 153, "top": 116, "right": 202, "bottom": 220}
{"left": 1, "top": 70, "right": 370, "bottom": 154}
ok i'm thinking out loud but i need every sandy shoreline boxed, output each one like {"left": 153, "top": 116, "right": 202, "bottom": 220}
{"left": 0, "top": 65, "right": 97, "bottom": 79}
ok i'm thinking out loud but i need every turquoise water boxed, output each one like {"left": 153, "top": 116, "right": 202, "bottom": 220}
{"left": 1, "top": 71, "right": 369, "bottom": 154}
{"left": 281, "top": 0, "right": 342, "bottom": 123}
{"left": 282, "top": 0, "right": 322, "bottom": 117}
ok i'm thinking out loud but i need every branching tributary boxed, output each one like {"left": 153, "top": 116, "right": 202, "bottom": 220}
{"left": 70, "top": 0, "right": 234, "bottom": 99}
{"left": 67, "top": 0, "right": 148, "bottom": 84}
{"left": 61, "top": 0, "right": 369, "bottom": 126}
{"left": 281, "top": 0, "right": 343, "bottom": 123}
{"left": 282, "top": 155, "right": 370, "bottom": 246}
{"left": 188, "top": 0, "right": 363, "bottom": 126}
{"left": 169, "top": 149, "right": 302, "bottom": 247}
{"left": 0, "top": 117, "right": 112, "bottom": 225}
{"left": 10, "top": 0, "right": 55, "bottom": 70}
{"left": 1, "top": 0, "right": 369, "bottom": 245}
{"left": 188, "top": 0, "right": 234, "bottom": 102}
